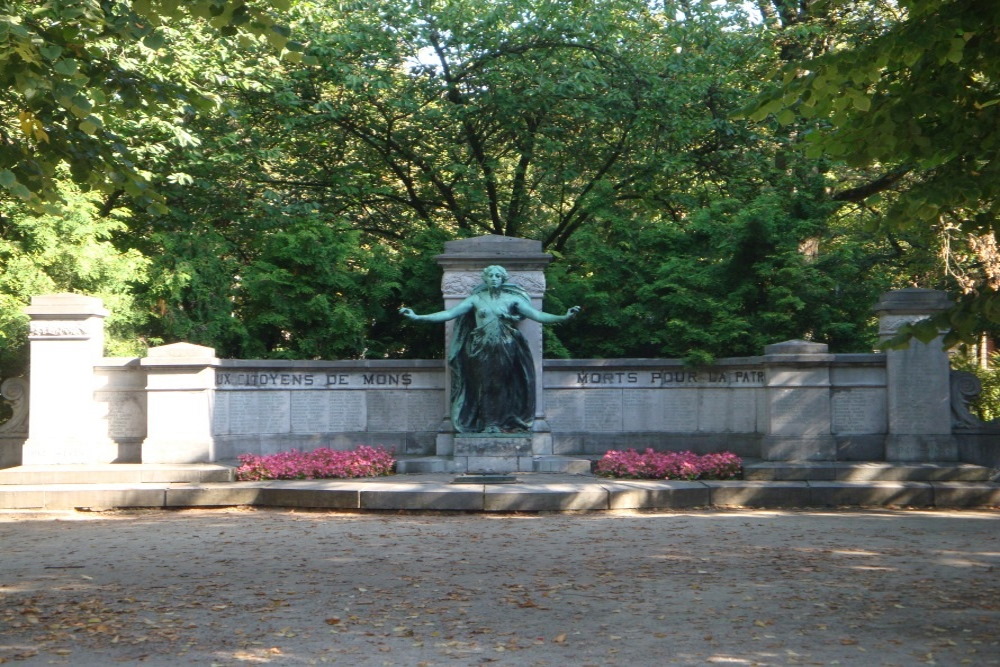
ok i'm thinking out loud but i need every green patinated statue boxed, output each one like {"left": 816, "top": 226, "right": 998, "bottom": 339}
{"left": 400, "top": 265, "right": 579, "bottom": 434}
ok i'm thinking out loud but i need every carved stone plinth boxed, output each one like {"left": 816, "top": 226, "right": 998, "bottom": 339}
{"left": 453, "top": 435, "right": 533, "bottom": 473}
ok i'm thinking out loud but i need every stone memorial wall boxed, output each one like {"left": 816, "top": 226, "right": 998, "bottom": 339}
{"left": 210, "top": 361, "right": 445, "bottom": 460}
{"left": 8, "top": 256, "right": 991, "bottom": 468}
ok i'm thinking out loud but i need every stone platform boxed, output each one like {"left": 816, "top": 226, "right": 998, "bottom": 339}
{"left": 0, "top": 461, "right": 996, "bottom": 512}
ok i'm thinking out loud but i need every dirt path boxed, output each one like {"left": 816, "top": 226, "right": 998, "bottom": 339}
{"left": 1, "top": 507, "right": 998, "bottom": 666}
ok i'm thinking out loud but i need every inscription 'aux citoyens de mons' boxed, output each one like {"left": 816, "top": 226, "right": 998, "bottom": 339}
{"left": 216, "top": 372, "right": 415, "bottom": 388}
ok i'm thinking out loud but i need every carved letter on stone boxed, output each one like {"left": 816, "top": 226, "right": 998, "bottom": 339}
{"left": 29, "top": 323, "right": 89, "bottom": 338}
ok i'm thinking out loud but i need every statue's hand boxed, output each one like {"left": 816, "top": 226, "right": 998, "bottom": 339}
{"left": 566, "top": 306, "right": 581, "bottom": 318}
{"left": 399, "top": 307, "right": 417, "bottom": 319}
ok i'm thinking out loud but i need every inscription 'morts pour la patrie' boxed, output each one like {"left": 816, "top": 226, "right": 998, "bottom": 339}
{"left": 574, "top": 370, "right": 765, "bottom": 386}
{"left": 217, "top": 372, "right": 415, "bottom": 388}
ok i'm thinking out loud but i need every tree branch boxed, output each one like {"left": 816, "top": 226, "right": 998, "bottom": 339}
{"left": 831, "top": 167, "right": 911, "bottom": 202}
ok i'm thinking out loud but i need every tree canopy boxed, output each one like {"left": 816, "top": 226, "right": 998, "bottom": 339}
{"left": 0, "top": 0, "right": 995, "bottom": 376}
{"left": 752, "top": 0, "right": 1000, "bottom": 344}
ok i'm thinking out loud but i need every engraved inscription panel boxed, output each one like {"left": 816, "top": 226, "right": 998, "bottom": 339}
{"left": 545, "top": 390, "right": 585, "bottom": 431}
{"left": 660, "top": 391, "right": 699, "bottom": 432}
{"left": 697, "top": 389, "right": 731, "bottom": 432}
{"left": 212, "top": 391, "right": 230, "bottom": 435}
{"left": 406, "top": 391, "right": 445, "bottom": 431}
{"left": 832, "top": 388, "right": 886, "bottom": 434}
{"left": 584, "top": 389, "right": 623, "bottom": 432}
{"left": 329, "top": 391, "right": 366, "bottom": 432}
{"left": 96, "top": 392, "right": 146, "bottom": 439}
{"left": 366, "top": 390, "right": 409, "bottom": 431}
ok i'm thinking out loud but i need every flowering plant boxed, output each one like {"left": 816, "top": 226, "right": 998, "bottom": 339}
{"left": 594, "top": 448, "right": 742, "bottom": 480}
{"left": 235, "top": 445, "right": 396, "bottom": 481}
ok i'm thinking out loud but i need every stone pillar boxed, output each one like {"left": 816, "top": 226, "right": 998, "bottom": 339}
{"left": 22, "top": 294, "right": 115, "bottom": 464}
{"left": 141, "top": 343, "right": 219, "bottom": 463}
{"left": 760, "top": 340, "right": 837, "bottom": 461}
{"left": 875, "top": 289, "right": 957, "bottom": 461}
{"left": 435, "top": 235, "right": 554, "bottom": 464}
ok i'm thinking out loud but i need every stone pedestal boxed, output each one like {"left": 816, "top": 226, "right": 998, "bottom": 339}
{"left": 454, "top": 435, "right": 534, "bottom": 473}
{"left": 760, "top": 340, "right": 837, "bottom": 461}
{"left": 875, "top": 289, "right": 957, "bottom": 461}
{"left": 141, "top": 343, "right": 219, "bottom": 463}
{"left": 434, "top": 235, "right": 554, "bottom": 460}
{"left": 22, "top": 294, "right": 117, "bottom": 464}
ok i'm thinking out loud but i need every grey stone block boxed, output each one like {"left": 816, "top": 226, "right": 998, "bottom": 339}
{"left": 742, "top": 462, "right": 837, "bottom": 481}
{"left": 531, "top": 456, "right": 592, "bottom": 474}
{"left": 835, "top": 435, "right": 885, "bottom": 461}
{"left": 458, "top": 456, "right": 533, "bottom": 473}
{"left": 141, "top": 464, "right": 234, "bottom": 483}
{"left": 165, "top": 484, "right": 268, "bottom": 507}
{"left": 394, "top": 457, "right": 459, "bottom": 474}
{"left": 836, "top": 463, "right": 991, "bottom": 482}
{"left": 454, "top": 437, "right": 532, "bottom": 457}
{"left": 885, "top": 435, "right": 958, "bottom": 462}
{"left": 261, "top": 486, "right": 360, "bottom": 509}
{"left": 808, "top": 481, "right": 934, "bottom": 507}
{"left": 605, "top": 480, "right": 710, "bottom": 510}
{"left": 42, "top": 486, "right": 167, "bottom": 510}
{"left": 484, "top": 484, "right": 608, "bottom": 511}
{"left": 0, "top": 489, "right": 45, "bottom": 509}
{"left": 361, "top": 484, "right": 484, "bottom": 511}
{"left": 931, "top": 482, "right": 1000, "bottom": 507}
{"left": 705, "top": 481, "right": 812, "bottom": 507}
{"left": 760, "top": 436, "right": 837, "bottom": 461}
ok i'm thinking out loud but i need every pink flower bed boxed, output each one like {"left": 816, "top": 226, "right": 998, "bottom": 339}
{"left": 595, "top": 448, "right": 742, "bottom": 480}
{"left": 235, "top": 445, "right": 396, "bottom": 481}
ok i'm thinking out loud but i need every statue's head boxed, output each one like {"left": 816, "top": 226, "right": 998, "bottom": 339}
{"left": 482, "top": 265, "right": 508, "bottom": 289}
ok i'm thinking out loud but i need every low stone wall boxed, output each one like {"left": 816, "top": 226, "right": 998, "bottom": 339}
{"left": 33, "top": 348, "right": 891, "bottom": 465}
{"left": 11, "top": 288, "right": 994, "bottom": 468}
{"left": 212, "top": 359, "right": 445, "bottom": 461}
{"left": 544, "top": 353, "right": 887, "bottom": 460}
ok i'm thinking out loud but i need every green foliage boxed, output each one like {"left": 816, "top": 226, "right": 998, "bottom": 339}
{"left": 0, "top": 0, "right": 965, "bottom": 366}
{"left": 0, "top": 0, "right": 289, "bottom": 211}
{"left": 751, "top": 0, "right": 1000, "bottom": 344}
{"left": 0, "top": 185, "right": 149, "bottom": 376}
{"left": 548, "top": 187, "right": 892, "bottom": 361}
{"left": 952, "top": 353, "right": 1000, "bottom": 422}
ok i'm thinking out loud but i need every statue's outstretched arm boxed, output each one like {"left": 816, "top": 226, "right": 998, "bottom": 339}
{"left": 399, "top": 297, "right": 474, "bottom": 323}
{"left": 517, "top": 301, "right": 580, "bottom": 324}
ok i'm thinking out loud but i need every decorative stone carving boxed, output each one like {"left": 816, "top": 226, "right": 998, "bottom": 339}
{"left": 442, "top": 272, "right": 545, "bottom": 298}
{"left": 28, "top": 323, "right": 89, "bottom": 338}
{"left": 0, "top": 377, "right": 29, "bottom": 435}
{"left": 949, "top": 369, "right": 1000, "bottom": 430}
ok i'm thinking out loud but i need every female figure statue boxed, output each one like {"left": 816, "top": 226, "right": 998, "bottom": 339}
{"left": 400, "top": 265, "right": 579, "bottom": 434}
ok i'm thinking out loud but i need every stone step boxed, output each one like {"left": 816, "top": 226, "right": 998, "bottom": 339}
{"left": 0, "top": 464, "right": 234, "bottom": 486}
{"left": 0, "top": 477, "right": 997, "bottom": 511}
{"left": 743, "top": 461, "right": 996, "bottom": 483}
{"left": 394, "top": 455, "right": 592, "bottom": 475}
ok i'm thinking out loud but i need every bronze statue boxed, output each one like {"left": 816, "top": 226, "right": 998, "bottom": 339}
{"left": 400, "top": 265, "right": 579, "bottom": 434}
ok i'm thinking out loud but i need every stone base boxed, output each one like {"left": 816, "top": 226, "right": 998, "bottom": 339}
{"left": 885, "top": 435, "right": 958, "bottom": 462}
{"left": 142, "top": 438, "right": 215, "bottom": 464}
{"left": 394, "top": 454, "right": 592, "bottom": 475}
{"left": 760, "top": 435, "right": 837, "bottom": 461}
{"left": 21, "top": 438, "right": 120, "bottom": 465}
{"left": 454, "top": 435, "right": 532, "bottom": 473}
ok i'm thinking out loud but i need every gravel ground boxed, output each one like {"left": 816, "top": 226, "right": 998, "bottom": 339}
{"left": 0, "top": 507, "right": 998, "bottom": 666}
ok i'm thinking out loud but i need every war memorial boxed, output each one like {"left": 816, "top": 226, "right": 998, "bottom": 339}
{"left": 0, "top": 235, "right": 998, "bottom": 510}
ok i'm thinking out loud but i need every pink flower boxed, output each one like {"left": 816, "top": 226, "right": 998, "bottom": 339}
{"left": 235, "top": 446, "right": 396, "bottom": 481}
{"left": 595, "top": 449, "right": 742, "bottom": 480}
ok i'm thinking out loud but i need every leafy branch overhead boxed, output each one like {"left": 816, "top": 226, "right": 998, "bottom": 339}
{"left": 746, "top": 0, "right": 1000, "bottom": 339}
{"left": 0, "top": 0, "right": 298, "bottom": 212}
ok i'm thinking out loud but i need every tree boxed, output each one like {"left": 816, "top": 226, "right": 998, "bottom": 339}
{"left": 751, "top": 0, "right": 1000, "bottom": 344}
{"left": 0, "top": 0, "right": 293, "bottom": 212}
